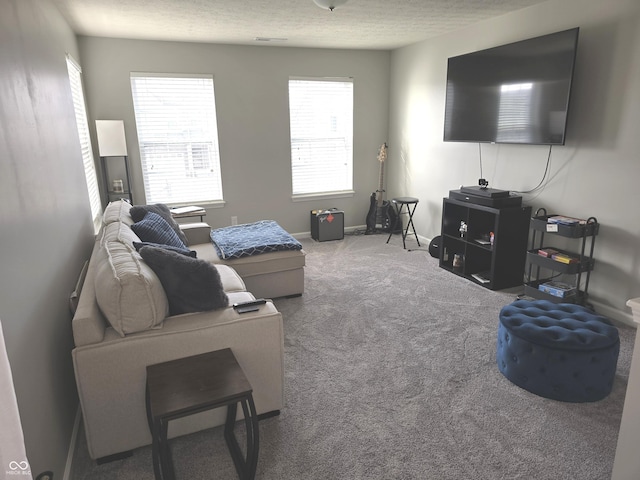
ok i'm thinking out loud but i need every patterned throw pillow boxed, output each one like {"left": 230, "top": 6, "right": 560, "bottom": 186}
{"left": 130, "top": 203, "right": 189, "bottom": 246}
{"left": 131, "top": 212, "right": 187, "bottom": 250}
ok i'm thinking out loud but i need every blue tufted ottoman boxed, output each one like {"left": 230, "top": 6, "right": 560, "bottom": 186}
{"left": 496, "top": 299, "right": 619, "bottom": 402}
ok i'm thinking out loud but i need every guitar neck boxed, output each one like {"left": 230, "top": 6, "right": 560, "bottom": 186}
{"left": 376, "top": 147, "right": 386, "bottom": 207}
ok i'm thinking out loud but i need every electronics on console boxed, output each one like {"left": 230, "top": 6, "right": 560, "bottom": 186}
{"left": 449, "top": 189, "right": 522, "bottom": 208}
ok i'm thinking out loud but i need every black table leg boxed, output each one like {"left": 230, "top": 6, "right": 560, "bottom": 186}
{"left": 386, "top": 203, "right": 402, "bottom": 244}
{"left": 406, "top": 203, "right": 420, "bottom": 247}
{"left": 224, "top": 396, "right": 260, "bottom": 480}
{"left": 246, "top": 395, "right": 260, "bottom": 479}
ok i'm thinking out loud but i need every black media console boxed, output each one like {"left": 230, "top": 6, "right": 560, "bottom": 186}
{"left": 440, "top": 191, "right": 531, "bottom": 290}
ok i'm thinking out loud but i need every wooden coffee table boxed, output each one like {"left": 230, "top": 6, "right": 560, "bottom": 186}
{"left": 145, "top": 348, "right": 259, "bottom": 480}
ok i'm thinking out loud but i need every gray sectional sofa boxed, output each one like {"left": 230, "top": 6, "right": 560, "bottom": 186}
{"left": 72, "top": 200, "right": 304, "bottom": 460}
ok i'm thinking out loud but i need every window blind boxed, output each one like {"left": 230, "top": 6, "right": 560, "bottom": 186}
{"left": 66, "top": 55, "right": 102, "bottom": 233}
{"left": 497, "top": 83, "right": 534, "bottom": 143}
{"left": 130, "top": 74, "right": 223, "bottom": 205}
{"left": 289, "top": 78, "right": 353, "bottom": 196}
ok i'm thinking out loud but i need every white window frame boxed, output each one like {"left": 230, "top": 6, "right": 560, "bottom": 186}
{"left": 130, "top": 73, "right": 224, "bottom": 206}
{"left": 288, "top": 77, "right": 354, "bottom": 200}
{"left": 66, "top": 54, "right": 102, "bottom": 234}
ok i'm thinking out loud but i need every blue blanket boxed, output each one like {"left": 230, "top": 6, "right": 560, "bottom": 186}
{"left": 210, "top": 220, "right": 302, "bottom": 260}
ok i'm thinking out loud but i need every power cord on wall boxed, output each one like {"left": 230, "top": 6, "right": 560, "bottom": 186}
{"left": 478, "top": 143, "right": 488, "bottom": 187}
{"left": 513, "top": 145, "right": 553, "bottom": 194}
{"left": 477, "top": 143, "right": 552, "bottom": 194}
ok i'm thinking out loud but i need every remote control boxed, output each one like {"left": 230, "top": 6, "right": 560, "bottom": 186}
{"left": 232, "top": 298, "right": 267, "bottom": 309}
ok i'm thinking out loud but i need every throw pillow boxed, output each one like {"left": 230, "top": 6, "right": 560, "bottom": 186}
{"left": 130, "top": 203, "right": 189, "bottom": 246}
{"left": 131, "top": 212, "right": 187, "bottom": 250}
{"left": 133, "top": 241, "right": 197, "bottom": 258}
{"left": 139, "top": 246, "right": 229, "bottom": 315}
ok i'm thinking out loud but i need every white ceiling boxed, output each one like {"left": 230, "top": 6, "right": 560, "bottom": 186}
{"left": 51, "top": 0, "right": 549, "bottom": 50}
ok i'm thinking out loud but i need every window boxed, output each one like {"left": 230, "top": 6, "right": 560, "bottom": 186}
{"left": 130, "top": 74, "right": 223, "bottom": 205}
{"left": 497, "top": 82, "right": 534, "bottom": 143}
{"left": 289, "top": 78, "right": 353, "bottom": 197}
{"left": 66, "top": 55, "right": 102, "bottom": 233}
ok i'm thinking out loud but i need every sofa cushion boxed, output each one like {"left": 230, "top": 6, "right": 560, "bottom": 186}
{"left": 130, "top": 203, "right": 189, "bottom": 246}
{"left": 101, "top": 218, "right": 140, "bottom": 247}
{"left": 94, "top": 237, "right": 169, "bottom": 337}
{"left": 214, "top": 265, "right": 247, "bottom": 293}
{"left": 102, "top": 200, "right": 135, "bottom": 227}
{"left": 133, "top": 241, "right": 196, "bottom": 258}
{"left": 131, "top": 212, "right": 187, "bottom": 250}
{"left": 139, "top": 246, "right": 229, "bottom": 316}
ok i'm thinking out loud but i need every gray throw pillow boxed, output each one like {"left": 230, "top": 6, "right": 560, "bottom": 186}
{"left": 139, "top": 246, "right": 229, "bottom": 316}
{"left": 131, "top": 212, "right": 187, "bottom": 250}
{"left": 133, "top": 241, "right": 197, "bottom": 258}
{"left": 130, "top": 203, "right": 189, "bottom": 246}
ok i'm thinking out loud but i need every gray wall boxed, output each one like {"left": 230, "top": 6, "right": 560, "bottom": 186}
{"left": 0, "top": 0, "right": 94, "bottom": 476}
{"left": 78, "top": 37, "right": 391, "bottom": 234}
{"left": 388, "top": 0, "right": 640, "bottom": 323}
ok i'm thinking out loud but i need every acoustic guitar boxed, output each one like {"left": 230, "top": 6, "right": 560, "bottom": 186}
{"left": 365, "top": 143, "right": 399, "bottom": 234}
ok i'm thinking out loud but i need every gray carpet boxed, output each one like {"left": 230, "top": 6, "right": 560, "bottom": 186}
{"left": 71, "top": 233, "right": 635, "bottom": 480}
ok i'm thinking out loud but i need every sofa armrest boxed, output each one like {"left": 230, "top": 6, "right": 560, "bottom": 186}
{"left": 180, "top": 222, "right": 213, "bottom": 246}
{"left": 72, "top": 242, "right": 107, "bottom": 346}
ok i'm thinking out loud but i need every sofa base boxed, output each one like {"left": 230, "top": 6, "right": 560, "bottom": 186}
{"left": 257, "top": 409, "right": 281, "bottom": 421}
{"left": 242, "top": 267, "right": 304, "bottom": 299}
{"left": 96, "top": 450, "right": 133, "bottom": 465}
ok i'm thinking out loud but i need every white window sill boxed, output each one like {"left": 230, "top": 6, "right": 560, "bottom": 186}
{"left": 291, "top": 191, "right": 355, "bottom": 203}
{"left": 167, "top": 200, "right": 226, "bottom": 209}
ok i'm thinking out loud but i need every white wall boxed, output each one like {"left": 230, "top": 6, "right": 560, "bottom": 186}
{"left": 0, "top": 0, "right": 94, "bottom": 476}
{"left": 388, "top": 0, "right": 640, "bottom": 322}
{"left": 78, "top": 38, "right": 391, "bottom": 234}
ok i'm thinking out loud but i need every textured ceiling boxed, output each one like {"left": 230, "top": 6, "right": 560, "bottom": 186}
{"left": 51, "top": 0, "right": 548, "bottom": 50}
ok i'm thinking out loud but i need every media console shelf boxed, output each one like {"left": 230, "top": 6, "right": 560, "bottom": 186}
{"left": 524, "top": 208, "right": 598, "bottom": 305}
{"left": 439, "top": 197, "right": 531, "bottom": 290}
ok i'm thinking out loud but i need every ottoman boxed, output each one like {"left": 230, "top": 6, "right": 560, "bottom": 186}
{"left": 497, "top": 299, "right": 620, "bottom": 402}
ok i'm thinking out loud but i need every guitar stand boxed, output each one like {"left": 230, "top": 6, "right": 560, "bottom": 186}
{"left": 386, "top": 197, "right": 420, "bottom": 250}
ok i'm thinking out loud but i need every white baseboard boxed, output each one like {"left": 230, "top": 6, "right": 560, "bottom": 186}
{"left": 291, "top": 224, "right": 367, "bottom": 239}
{"left": 590, "top": 299, "right": 636, "bottom": 328}
{"left": 63, "top": 406, "right": 81, "bottom": 480}
{"left": 292, "top": 225, "right": 432, "bottom": 247}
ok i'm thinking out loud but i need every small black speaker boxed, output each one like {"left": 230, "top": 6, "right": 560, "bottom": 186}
{"left": 429, "top": 235, "right": 441, "bottom": 258}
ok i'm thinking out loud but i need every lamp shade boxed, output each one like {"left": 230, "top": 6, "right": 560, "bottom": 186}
{"left": 313, "top": 0, "right": 348, "bottom": 10}
{"left": 95, "top": 120, "right": 128, "bottom": 156}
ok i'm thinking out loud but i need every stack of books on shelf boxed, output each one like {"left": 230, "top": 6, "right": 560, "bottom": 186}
{"left": 547, "top": 215, "right": 587, "bottom": 225}
{"left": 471, "top": 272, "right": 490, "bottom": 284}
{"left": 537, "top": 248, "right": 559, "bottom": 258}
{"left": 537, "top": 248, "right": 579, "bottom": 264}
{"left": 551, "top": 252, "right": 579, "bottom": 264}
{"left": 538, "top": 281, "right": 577, "bottom": 298}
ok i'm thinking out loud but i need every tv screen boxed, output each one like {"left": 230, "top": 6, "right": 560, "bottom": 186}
{"left": 443, "top": 28, "right": 579, "bottom": 145}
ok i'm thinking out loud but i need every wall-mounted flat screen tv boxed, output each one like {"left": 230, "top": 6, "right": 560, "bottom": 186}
{"left": 443, "top": 28, "right": 580, "bottom": 145}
